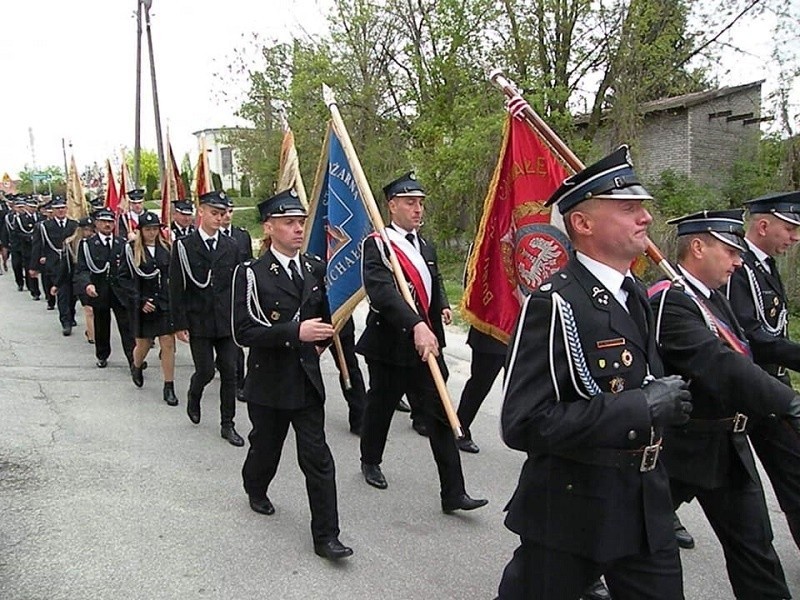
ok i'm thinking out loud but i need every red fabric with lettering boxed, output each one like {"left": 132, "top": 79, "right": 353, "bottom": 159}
{"left": 461, "top": 116, "right": 569, "bottom": 342}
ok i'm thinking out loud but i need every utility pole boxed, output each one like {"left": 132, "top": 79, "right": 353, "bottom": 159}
{"left": 61, "top": 138, "right": 69, "bottom": 186}
{"left": 133, "top": 0, "right": 143, "bottom": 187}
{"left": 28, "top": 127, "right": 37, "bottom": 194}
{"left": 143, "top": 0, "right": 165, "bottom": 182}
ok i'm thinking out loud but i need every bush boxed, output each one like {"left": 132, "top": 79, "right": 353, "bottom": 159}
{"left": 151, "top": 188, "right": 161, "bottom": 201}
{"left": 240, "top": 174, "right": 251, "bottom": 198}
{"left": 225, "top": 188, "right": 240, "bottom": 198}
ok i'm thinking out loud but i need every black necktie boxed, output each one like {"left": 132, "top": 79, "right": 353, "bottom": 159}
{"left": 288, "top": 259, "right": 303, "bottom": 294}
{"left": 622, "top": 276, "right": 648, "bottom": 339}
{"left": 765, "top": 256, "right": 777, "bottom": 274}
{"left": 206, "top": 238, "right": 216, "bottom": 252}
{"left": 405, "top": 232, "right": 416, "bottom": 249}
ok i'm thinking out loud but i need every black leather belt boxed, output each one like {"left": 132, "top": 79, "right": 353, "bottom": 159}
{"left": 555, "top": 439, "right": 663, "bottom": 472}
{"left": 682, "top": 412, "right": 748, "bottom": 434}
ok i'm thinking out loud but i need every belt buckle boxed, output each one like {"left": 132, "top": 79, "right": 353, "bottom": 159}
{"left": 640, "top": 443, "right": 661, "bottom": 472}
{"left": 732, "top": 412, "right": 748, "bottom": 433}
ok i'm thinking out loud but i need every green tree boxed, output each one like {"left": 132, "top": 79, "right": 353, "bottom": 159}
{"left": 17, "top": 165, "right": 65, "bottom": 195}
{"left": 240, "top": 174, "right": 251, "bottom": 197}
{"left": 124, "top": 149, "right": 160, "bottom": 191}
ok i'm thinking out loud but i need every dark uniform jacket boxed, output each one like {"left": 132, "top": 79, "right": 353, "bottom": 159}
{"left": 16, "top": 212, "right": 41, "bottom": 262}
{"left": 169, "top": 230, "right": 238, "bottom": 338}
{"left": 3, "top": 212, "right": 24, "bottom": 252}
{"left": 232, "top": 250, "right": 330, "bottom": 409}
{"left": 224, "top": 226, "right": 253, "bottom": 264}
{"left": 170, "top": 222, "right": 195, "bottom": 240}
{"left": 725, "top": 249, "right": 800, "bottom": 381}
{"left": 119, "top": 242, "right": 172, "bottom": 315}
{"left": 650, "top": 277, "right": 796, "bottom": 489}
{"left": 30, "top": 218, "right": 78, "bottom": 275}
{"left": 355, "top": 230, "right": 449, "bottom": 367}
{"left": 74, "top": 233, "right": 129, "bottom": 309}
{"left": 501, "top": 258, "right": 672, "bottom": 563}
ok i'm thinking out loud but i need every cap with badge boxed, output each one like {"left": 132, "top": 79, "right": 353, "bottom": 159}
{"left": 13, "top": 196, "right": 27, "bottom": 206}
{"left": 546, "top": 145, "right": 653, "bottom": 215}
{"left": 77, "top": 216, "right": 94, "bottom": 228}
{"left": 744, "top": 191, "right": 800, "bottom": 226}
{"left": 668, "top": 209, "right": 746, "bottom": 251}
{"left": 127, "top": 188, "right": 146, "bottom": 202}
{"left": 383, "top": 171, "right": 426, "bottom": 200}
{"left": 50, "top": 195, "right": 67, "bottom": 208}
{"left": 93, "top": 208, "right": 116, "bottom": 222}
{"left": 26, "top": 196, "right": 40, "bottom": 208}
{"left": 199, "top": 190, "right": 229, "bottom": 210}
{"left": 172, "top": 200, "right": 194, "bottom": 215}
{"left": 139, "top": 212, "right": 161, "bottom": 228}
{"left": 257, "top": 189, "right": 306, "bottom": 221}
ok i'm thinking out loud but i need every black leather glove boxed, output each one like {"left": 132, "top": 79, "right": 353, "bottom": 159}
{"left": 642, "top": 374, "right": 692, "bottom": 426}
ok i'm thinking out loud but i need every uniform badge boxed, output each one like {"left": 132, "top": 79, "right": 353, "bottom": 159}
{"left": 304, "top": 261, "right": 312, "bottom": 273}
{"left": 270, "top": 263, "right": 280, "bottom": 275}
{"left": 540, "top": 283, "right": 552, "bottom": 292}
{"left": 597, "top": 337, "right": 625, "bottom": 349}
{"left": 610, "top": 376, "right": 625, "bottom": 393}
{"left": 598, "top": 359, "right": 607, "bottom": 369}
{"left": 774, "top": 297, "right": 780, "bottom": 306}
{"left": 270, "top": 310, "right": 280, "bottom": 321}
{"left": 621, "top": 349, "right": 633, "bottom": 367}
{"left": 770, "top": 307, "right": 777, "bottom": 318}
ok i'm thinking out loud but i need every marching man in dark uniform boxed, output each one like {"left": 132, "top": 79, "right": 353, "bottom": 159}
{"left": 30, "top": 195, "right": 78, "bottom": 334}
{"left": 498, "top": 147, "right": 692, "bottom": 600}
{"left": 232, "top": 189, "right": 352, "bottom": 560}
{"left": 19, "top": 197, "right": 42, "bottom": 300}
{"left": 118, "top": 188, "right": 149, "bottom": 241}
{"left": 724, "top": 191, "right": 800, "bottom": 552}
{"left": 649, "top": 209, "right": 800, "bottom": 599}
{"left": 356, "top": 171, "right": 488, "bottom": 514}
{"left": 170, "top": 199, "right": 195, "bottom": 240}
{"left": 169, "top": 190, "right": 243, "bottom": 447}
{"left": 6, "top": 197, "right": 30, "bottom": 291}
{"left": 74, "top": 208, "right": 135, "bottom": 369}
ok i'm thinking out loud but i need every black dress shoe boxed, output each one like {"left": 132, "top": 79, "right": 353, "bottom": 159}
{"left": 70, "top": 320, "right": 77, "bottom": 327}
{"left": 221, "top": 426, "right": 245, "bottom": 447}
{"left": 248, "top": 496, "right": 275, "bottom": 515}
{"left": 141, "top": 360, "right": 148, "bottom": 371}
{"left": 582, "top": 578, "right": 611, "bottom": 600}
{"left": 17, "top": 285, "right": 23, "bottom": 292}
{"left": 236, "top": 388, "right": 246, "bottom": 402}
{"left": 361, "top": 462, "right": 387, "bottom": 489}
{"left": 32, "top": 295, "right": 41, "bottom": 301}
{"left": 163, "top": 384, "right": 179, "bottom": 406}
{"left": 96, "top": 359, "right": 108, "bottom": 368}
{"left": 47, "top": 304, "right": 55, "bottom": 310}
{"left": 396, "top": 398, "right": 411, "bottom": 412}
{"left": 441, "top": 493, "right": 488, "bottom": 514}
{"left": 62, "top": 325, "right": 72, "bottom": 337}
{"left": 674, "top": 513, "right": 695, "bottom": 549}
{"left": 412, "top": 420, "right": 429, "bottom": 437}
{"left": 130, "top": 365, "right": 144, "bottom": 388}
{"left": 187, "top": 394, "right": 201, "bottom": 424}
{"left": 456, "top": 438, "right": 480, "bottom": 453}
{"left": 314, "top": 539, "right": 353, "bottom": 561}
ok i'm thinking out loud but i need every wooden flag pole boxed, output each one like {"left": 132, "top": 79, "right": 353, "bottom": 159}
{"left": 322, "top": 84, "right": 464, "bottom": 439}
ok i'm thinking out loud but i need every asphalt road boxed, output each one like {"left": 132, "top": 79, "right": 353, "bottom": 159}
{"left": 0, "top": 279, "right": 798, "bottom": 599}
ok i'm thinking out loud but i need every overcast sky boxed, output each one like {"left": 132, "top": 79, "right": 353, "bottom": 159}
{"left": 1, "top": 1, "right": 796, "bottom": 179}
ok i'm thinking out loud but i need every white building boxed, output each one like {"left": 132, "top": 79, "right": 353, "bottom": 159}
{"left": 192, "top": 127, "right": 248, "bottom": 190}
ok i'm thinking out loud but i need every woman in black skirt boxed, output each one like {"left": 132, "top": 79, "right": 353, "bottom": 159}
{"left": 119, "top": 212, "right": 178, "bottom": 405}
{"left": 56, "top": 216, "right": 96, "bottom": 343}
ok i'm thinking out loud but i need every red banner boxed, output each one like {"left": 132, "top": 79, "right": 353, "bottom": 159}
{"left": 461, "top": 115, "right": 572, "bottom": 343}
{"left": 160, "top": 140, "right": 185, "bottom": 229}
{"left": 104, "top": 160, "right": 119, "bottom": 211}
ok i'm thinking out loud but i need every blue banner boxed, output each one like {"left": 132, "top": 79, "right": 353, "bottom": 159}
{"left": 305, "top": 126, "right": 373, "bottom": 323}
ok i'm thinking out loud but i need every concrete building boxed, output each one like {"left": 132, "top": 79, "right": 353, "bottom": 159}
{"left": 577, "top": 81, "right": 768, "bottom": 190}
